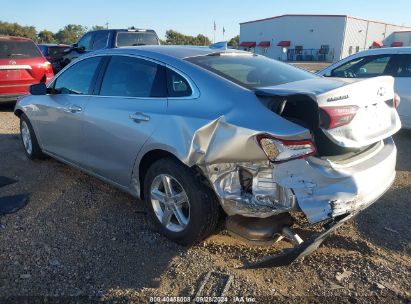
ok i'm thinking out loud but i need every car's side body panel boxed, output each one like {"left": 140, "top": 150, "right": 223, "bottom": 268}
{"left": 15, "top": 46, "right": 399, "bottom": 230}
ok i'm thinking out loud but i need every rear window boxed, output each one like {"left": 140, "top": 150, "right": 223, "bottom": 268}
{"left": 0, "top": 40, "right": 42, "bottom": 59}
{"left": 48, "top": 46, "right": 67, "bottom": 57}
{"left": 116, "top": 32, "right": 159, "bottom": 47}
{"left": 186, "top": 54, "right": 317, "bottom": 89}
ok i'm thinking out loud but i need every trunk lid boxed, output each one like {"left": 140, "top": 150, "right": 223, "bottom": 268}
{"left": 256, "top": 76, "right": 401, "bottom": 148}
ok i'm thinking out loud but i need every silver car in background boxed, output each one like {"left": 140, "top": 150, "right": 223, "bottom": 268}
{"left": 14, "top": 45, "right": 401, "bottom": 267}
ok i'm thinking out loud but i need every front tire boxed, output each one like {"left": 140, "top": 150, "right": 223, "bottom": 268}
{"left": 20, "top": 114, "right": 44, "bottom": 160}
{"left": 144, "top": 158, "right": 220, "bottom": 245}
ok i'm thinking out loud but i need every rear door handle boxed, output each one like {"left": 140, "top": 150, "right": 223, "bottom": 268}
{"left": 68, "top": 105, "right": 82, "bottom": 113}
{"left": 129, "top": 112, "right": 150, "bottom": 122}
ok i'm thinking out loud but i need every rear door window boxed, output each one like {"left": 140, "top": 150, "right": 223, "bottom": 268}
{"left": 99, "top": 56, "right": 166, "bottom": 98}
{"left": 166, "top": 68, "right": 192, "bottom": 97}
{"left": 331, "top": 55, "right": 392, "bottom": 78}
{"left": 48, "top": 46, "right": 66, "bottom": 57}
{"left": 53, "top": 56, "right": 102, "bottom": 94}
{"left": 389, "top": 54, "right": 411, "bottom": 77}
{"left": 116, "top": 32, "right": 159, "bottom": 47}
{"left": 92, "top": 31, "right": 109, "bottom": 50}
{"left": 0, "top": 40, "right": 42, "bottom": 59}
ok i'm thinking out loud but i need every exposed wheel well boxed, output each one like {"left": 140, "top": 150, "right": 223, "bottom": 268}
{"left": 14, "top": 109, "right": 23, "bottom": 118}
{"left": 138, "top": 149, "right": 216, "bottom": 201}
{"left": 138, "top": 149, "right": 181, "bottom": 199}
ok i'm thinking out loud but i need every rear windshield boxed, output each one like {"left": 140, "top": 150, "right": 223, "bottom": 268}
{"left": 116, "top": 32, "right": 159, "bottom": 47}
{"left": 0, "top": 40, "right": 42, "bottom": 59}
{"left": 186, "top": 54, "right": 317, "bottom": 89}
{"left": 48, "top": 46, "right": 67, "bottom": 56}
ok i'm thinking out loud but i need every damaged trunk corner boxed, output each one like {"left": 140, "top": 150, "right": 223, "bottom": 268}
{"left": 255, "top": 92, "right": 365, "bottom": 159}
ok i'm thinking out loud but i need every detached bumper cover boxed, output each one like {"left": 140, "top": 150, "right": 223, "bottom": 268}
{"left": 243, "top": 213, "right": 354, "bottom": 269}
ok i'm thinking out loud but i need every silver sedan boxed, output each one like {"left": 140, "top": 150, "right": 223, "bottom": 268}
{"left": 14, "top": 45, "right": 401, "bottom": 267}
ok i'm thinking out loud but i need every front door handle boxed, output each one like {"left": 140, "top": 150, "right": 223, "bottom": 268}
{"left": 68, "top": 105, "right": 82, "bottom": 113}
{"left": 129, "top": 112, "right": 150, "bottom": 122}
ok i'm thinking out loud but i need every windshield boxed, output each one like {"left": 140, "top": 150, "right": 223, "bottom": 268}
{"left": 186, "top": 54, "right": 317, "bottom": 89}
{"left": 116, "top": 32, "right": 159, "bottom": 47}
{"left": 0, "top": 40, "right": 42, "bottom": 59}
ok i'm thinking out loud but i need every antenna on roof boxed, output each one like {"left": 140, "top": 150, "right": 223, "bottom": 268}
{"left": 209, "top": 41, "right": 228, "bottom": 50}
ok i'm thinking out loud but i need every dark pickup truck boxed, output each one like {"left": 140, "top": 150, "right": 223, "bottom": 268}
{"left": 62, "top": 28, "right": 160, "bottom": 69}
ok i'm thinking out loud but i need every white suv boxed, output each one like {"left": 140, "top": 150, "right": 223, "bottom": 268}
{"left": 318, "top": 47, "right": 411, "bottom": 129}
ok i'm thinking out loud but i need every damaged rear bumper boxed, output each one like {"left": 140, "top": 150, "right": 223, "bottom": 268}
{"left": 209, "top": 137, "right": 396, "bottom": 224}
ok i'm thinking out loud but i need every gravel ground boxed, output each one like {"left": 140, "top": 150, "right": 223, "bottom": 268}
{"left": 0, "top": 102, "right": 410, "bottom": 303}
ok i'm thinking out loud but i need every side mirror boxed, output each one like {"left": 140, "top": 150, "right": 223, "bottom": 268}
{"left": 29, "top": 83, "right": 47, "bottom": 95}
{"left": 71, "top": 43, "right": 78, "bottom": 49}
{"left": 77, "top": 46, "right": 86, "bottom": 53}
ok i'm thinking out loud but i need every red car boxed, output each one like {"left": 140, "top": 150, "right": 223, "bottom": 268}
{"left": 0, "top": 36, "right": 53, "bottom": 103}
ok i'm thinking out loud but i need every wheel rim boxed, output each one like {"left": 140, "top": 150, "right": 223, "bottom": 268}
{"left": 21, "top": 121, "right": 32, "bottom": 155}
{"left": 150, "top": 174, "right": 190, "bottom": 233}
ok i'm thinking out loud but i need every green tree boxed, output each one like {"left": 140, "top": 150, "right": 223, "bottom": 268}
{"left": 0, "top": 21, "right": 37, "bottom": 40}
{"left": 54, "top": 24, "right": 87, "bottom": 44}
{"left": 228, "top": 35, "right": 240, "bottom": 49}
{"left": 38, "top": 30, "right": 55, "bottom": 43}
{"left": 91, "top": 25, "right": 106, "bottom": 31}
{"left": 193, "top": 34, "right": 211, "bottom": 46}
{"left": 165, "top": 30, "right": 211, "bottom": 46}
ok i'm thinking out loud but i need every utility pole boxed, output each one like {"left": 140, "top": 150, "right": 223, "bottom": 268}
{"left": 105, "top": 22, "right": 109, "bottom": 30}
{"left": 213, "top": 21, "right": 216, "bottom": 43}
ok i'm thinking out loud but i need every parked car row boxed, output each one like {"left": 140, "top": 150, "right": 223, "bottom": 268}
{"left": 0, "top": 28, "right": 160, "bottom": 103}
{"left": 37, "top": 43, "right": 69, "bottom": 73}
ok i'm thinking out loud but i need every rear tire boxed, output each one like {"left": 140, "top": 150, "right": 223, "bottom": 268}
{"left": 144, "top": 158, "right": 220, "bottom": 245}
{"left": 20, "top": 114, "right": 45, "bottom": 160}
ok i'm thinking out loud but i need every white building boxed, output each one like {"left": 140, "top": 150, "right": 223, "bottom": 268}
{"left": 239, "top": 14, "right": 411, "bottom": 62}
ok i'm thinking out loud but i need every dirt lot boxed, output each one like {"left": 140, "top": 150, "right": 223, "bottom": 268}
{"left": 0, "top": 102, "right": 410, "bottom": 303}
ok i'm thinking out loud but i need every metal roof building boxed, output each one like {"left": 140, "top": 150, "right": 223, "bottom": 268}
{"left": 239, "top": 14, "right": 411, "bottom": 62}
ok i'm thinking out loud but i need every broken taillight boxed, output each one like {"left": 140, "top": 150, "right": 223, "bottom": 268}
{"left": 319, "top": 105, "right": 359, "bottom": 129}
{"left": 257, "top": 135, "right": 316, "bottom": 162}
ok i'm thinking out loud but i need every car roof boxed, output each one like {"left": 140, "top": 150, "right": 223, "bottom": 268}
{"left": 89, "top": 29, "right": 157, "bottom": 33}
{"left": 99, "top": 45, "right": 250, "bottom": 60}
{"left": 0, "top": 36, "right": 33, "bottom": 41}
{"left": 351, "top": 47, "right": 411, "bottom": 56}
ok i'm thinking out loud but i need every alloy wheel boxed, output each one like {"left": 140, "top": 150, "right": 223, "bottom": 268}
{"left": 21, "top": 121, "right": 32, "bottom": 155}
{"left": 150, "top": 174, "right": 190, "bottom": 232}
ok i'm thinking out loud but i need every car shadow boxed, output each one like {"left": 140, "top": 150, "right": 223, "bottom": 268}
{"left": 0, "top": 131, "right": 191, "bottom": 299}
{"left": 0, "top": 102, "right": 16, "bottom": 113}
{"left": 353, "top": 186, "right": 411, "bottom": 254}
{"left": 393, "top": 129, "right": 411, "bottom": 172}
{"left": 352, "top": 129, "right": 411, "bottom": 254}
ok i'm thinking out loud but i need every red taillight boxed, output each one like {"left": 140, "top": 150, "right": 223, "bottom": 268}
{"left": 320, "top": 106, "right": 359, "bottom": 129}
{"left": 39, "top": 61, "right": 54, "bottom": 83}
{"left": 257, "top": 135, "right": 316, "bottom": 162}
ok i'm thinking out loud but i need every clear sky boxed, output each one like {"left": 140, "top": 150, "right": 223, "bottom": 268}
{"left": 1, "top": 0, "right": 410, "bottom": 41}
